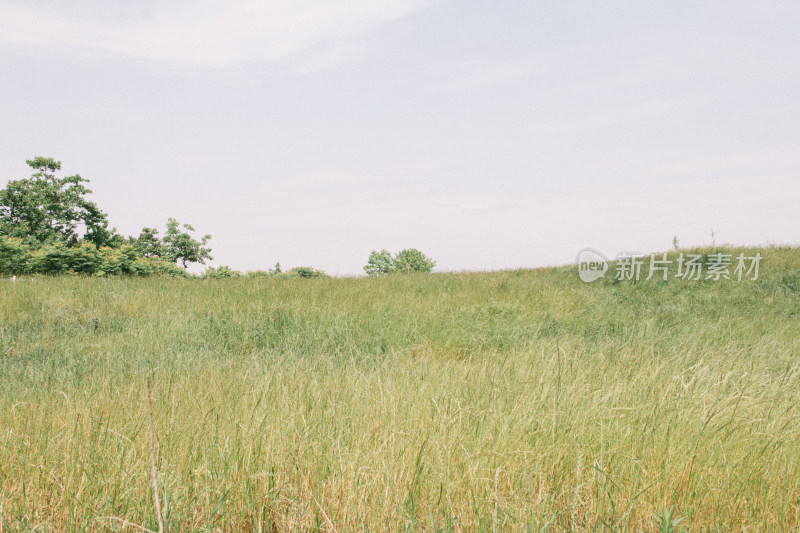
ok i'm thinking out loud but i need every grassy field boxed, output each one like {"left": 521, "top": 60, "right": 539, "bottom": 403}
{"left": 1, "top": 246, "right": 800, "bottom": 532}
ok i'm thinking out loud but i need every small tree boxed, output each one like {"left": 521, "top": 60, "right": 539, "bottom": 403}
{"left": 363, "top": 248, "right": 436, "bottom": 275}
{"left": 162, "top": 218, "right": 212, "bottom": 268}
{"left": 364, "top": 249, "right": 395, "bottom": 276}
{"left": 393, "top": 248, "right": 435, "bottom": 273}
{"left": 131, "top": 227, "right": 163, "bottom": 258}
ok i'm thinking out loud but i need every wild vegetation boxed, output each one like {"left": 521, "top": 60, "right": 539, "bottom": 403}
{"left": 0, "top": 157, "right": 212, "bottom": 276}
{"left": 364, "top": 249, "right": 437, "bottom": 275}
{"left": 0, "top": 158, "right": 437, "bottom": 280}
{"left": 1, "top": 245, "right": 799, "bottom": 531}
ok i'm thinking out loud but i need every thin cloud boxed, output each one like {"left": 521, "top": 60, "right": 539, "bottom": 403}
{"left": 527, "top": 97, "right": 705, "bottom": 134}
{"left": 648, "top": 144, "right": 800, "bottom": 178}
{"left": 287, "top": 40, "right": 368, "bottom": 74}
{"left": 0, "top": 0, "right": 429, "bottom": 69}
{"left": 428, "top": 56, "right": 539, "bottom": 91}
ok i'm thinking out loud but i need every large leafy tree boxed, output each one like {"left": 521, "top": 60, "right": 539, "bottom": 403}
{"left": 0, "top": 157, "right": 114, "bottom": 247}
{"left": 162, "top": 218, "right": 212, "bottom": 268}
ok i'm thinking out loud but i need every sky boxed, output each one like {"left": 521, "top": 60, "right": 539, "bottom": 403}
{"left": 1, "top": 0, "right": 798, "bottom": 275}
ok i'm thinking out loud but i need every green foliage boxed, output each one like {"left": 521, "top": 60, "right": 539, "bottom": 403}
{"left": 245, "top": 269, "right": 271, "bottom": 278}
{"left": 0, "top": 157, "right": 114, "bottom": 247}
{"left": 364, "top": 249, "right": 395, "bottom": 275}
{"left": 393, "top": 248, "right": 436, "bottom": 273}
{"left": 128, "top": 219, "right": 213, "bottom": 268}
{"left": 245, "top": 263, "right": 323, "bottom": 279}
{"left": 0, "top": 236, "right": 186, "bottom": 277}
{"left": 1, "top": 157, "right": 213, "bottom": 276}
{"left": 278, "top": 266, "right": 327, "bottom": 278}
{"left": 202, "top": 265, "right": 241, "bottom": 279}
{"left": 0, "top": 236, "right": 28, "bottom": 274}
{"left": 34, "top": 242, "right": 102, "bottom": 274}
{"left": 654, "top": 507, "right": 687, "bottom": 533}
{"left": 127, "top": 256, "right": 189, "bottom": 277}
{"left": 130, "top": 227, "right": 163, "bottom": 258}
{"left": 162, "top": 218, "right": 212, "bottom": 268}
{"left": 364, "top": 248, "right": 436, "bottom": 275}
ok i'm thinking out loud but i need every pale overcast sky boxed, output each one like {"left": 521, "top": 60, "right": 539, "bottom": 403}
{"left": 1, "top": 1, "right": 798, "bottom": 274}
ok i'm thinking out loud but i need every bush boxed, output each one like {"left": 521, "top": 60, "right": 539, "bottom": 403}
{"left": 393, "top": 248, "right": 436, "bottom": 273}
{"left": 363, "top": 248, "right": 436, "bottom": 275}
{"left": 0, "top": 236, "right": 187, "bottom": 277}
{"left": 202, "top": 266, "right": 241, "bottom": 279}
{"left": 128, "top": 257, "right": 187, "bottom": 277}
{"left": 245, "top": 270, "right": 271, "bottom": 278}
{"left": 0, "top": 237, "right": 30, "bottom": 274}
{"left": 277, "top": 266, "right": 327, "bottom": 278}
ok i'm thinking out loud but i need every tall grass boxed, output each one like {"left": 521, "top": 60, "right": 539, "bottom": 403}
{"left": 1, "top": 246, "right": 799, "bottom": 531}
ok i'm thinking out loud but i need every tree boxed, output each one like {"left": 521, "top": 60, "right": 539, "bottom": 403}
{"left": 0, "top": 157, "right": 216, "bottom": 276}
{"left": 393, "top": 248, "right": 436, "bottom": 273}
{"left": 0, "top": 157, "right": 114, "bottom": 247}
{"left": 162, "top": 218, "right": 212, "bottom": 267}
{"left": 363, "top": 248, "right": 436, "bottom": 275}
{"left": 363, "top": 249, "right": 395, "bottom": 276}
{"left": 131, "top": 227, "right": 163, "bottom": 258}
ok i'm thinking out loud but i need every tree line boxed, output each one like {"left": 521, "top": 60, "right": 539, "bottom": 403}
{"left": 1, "top": 157, "right": 436, "bottom": 278}
{"left": 0, "top": 157, "right": 212, "bottom": 276}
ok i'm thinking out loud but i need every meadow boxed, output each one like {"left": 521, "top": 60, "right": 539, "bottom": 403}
{"left": 1, "top": 246, "right": 799, "bottom": 532}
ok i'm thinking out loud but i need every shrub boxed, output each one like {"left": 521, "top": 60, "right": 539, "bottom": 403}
{"left": 129, "top": 257, "right": 187, "bottom": 277}
{"left": 393, "top": 248, "right": 436, "bottom": 273}
{"left": 0, "top": 237, "right": 30, "bottom": 275}
{"left": 277, "top": 266, "right": 327, "bottom": 278}
{"left": 202, "top": 266, "right": 242, "bottom": 279}
{"left": 0, "top": 236, "right": 187, "bottom": 277}
{"left": 245, "top": 270, "right": 271, "bottom": 278}
{"left": 363, "top": 248, "right": 436, "bottom": 275}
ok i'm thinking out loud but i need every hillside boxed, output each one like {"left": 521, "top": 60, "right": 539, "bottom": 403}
{"left": 1, "top": 246, "right": 799, "bottom": 531}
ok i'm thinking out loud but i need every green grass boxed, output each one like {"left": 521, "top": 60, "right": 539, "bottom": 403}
{"left": 1, "top": 246, "right": 799, "bottom": 531}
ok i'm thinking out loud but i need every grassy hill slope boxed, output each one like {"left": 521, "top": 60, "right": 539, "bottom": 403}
{"left": 1, "top": 246, "right": 799, "bottom": 531}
